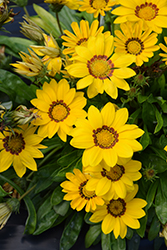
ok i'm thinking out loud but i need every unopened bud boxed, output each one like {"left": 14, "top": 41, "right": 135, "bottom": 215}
{"left": 20, "top": 16, "right": 44, "bottom": 43}
{"left": 12, "top": 105, "right": 40, "bottom": 125}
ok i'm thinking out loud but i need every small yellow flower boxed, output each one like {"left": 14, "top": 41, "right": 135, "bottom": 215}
{"left": 70, "top": 102, "right": 144, "bottom": 167}
{"left": 112, "top": 0, "right": 167, "bottom": 33}
{"left": 62, "top": 19, "right": 104, "bottom": 55}
{"left": 90, "top": 184, "right": 147, "bottom": 238}
{"left": 114, "top": 21, "right": 159, "bottom": 66}
{"left": 11, "top": 49, "right": 45, "bottom": 77}
{"left": 85, "top": 158, "right": 142, "bottom": 199}
{"left": 31, "top": 79, "right": 87, "bottom": 142}
{"left": 66, "top": 33, "right": 136, "bottom": 99}
{"left": 30, "top": 33, "right": 62, "bottom": 76}
{"left": 0, "top": 124, "right": 46, "bottom": 177}
{"left": 78, "top": 0, "right": 118, "bottom": 18}
{"left": 60, "top": 169, "right": 104, "bottom": 212}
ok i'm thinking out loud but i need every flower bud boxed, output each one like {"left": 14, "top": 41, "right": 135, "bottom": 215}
{"left": 0, "top": 198, "right": 20, "bottom": 229}
{"left": 12, "top": 105, "right": 39, "bottom": 125}
{"left": 20, "top": 16, "right": 44, "bottom": 43}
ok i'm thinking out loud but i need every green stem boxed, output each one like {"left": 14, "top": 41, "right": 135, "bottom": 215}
{"left": 38, "top": 146, "right": 62, "bottom": 168}
{"left": 56, "top": 12, "right": 63, "bottom": 35}
{"left": 23, "top": 6, "right": 30, "bottom": 18}
{"left": 18, "top": 184, "right": 36, "bottom": 201}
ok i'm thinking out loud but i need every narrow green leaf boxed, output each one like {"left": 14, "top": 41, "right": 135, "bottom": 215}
{"left": 0, "top": 69, "right": 37, "bottom": 105}
{"left": 85, "top": 224, "right": 101, "bottom": 248}
{"left": 53, "top": 201, "right": 70, "bottom": 216}
{"left": 33, "top": 4, "right": 61, "bottom": 37}
{"left": 145, "top": 180, "right": 159, "bottom": 211}
{"left": 139, "top": 125, "right": 151, "bottom": 150}
{"left": 154, "top": 108, "right": 163, "bottom": 134}
{"left": 101, "top": 233, "right": 111, "bottom": 250}
{"left": 148, "top": 215, "right": 160, "bottom": 241}
{"left": 51, "top": 185, "right": 65, "bottom": 205}
{"left": 59, "top": 210, "right": 84, "bottom": 250}
{"left": 136, "top": 215, "right": 147, "bottom": 238}
{"left": 127, "top": 233, "right": 140, "bottom": 250}
{"left": 33, "top": 210, "right": 59, "bottom": 235}
{"left": 111, "top": 235, "right": 126, "bottom": 250}
{"left": 155, "top": 185, "right": 167, "bottom": 224}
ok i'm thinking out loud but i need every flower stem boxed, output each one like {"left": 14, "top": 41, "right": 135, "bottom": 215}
{"left": 56, "top": 12, "right": 63, "bottom": 35}
{"left": 38, "top": 146, "right": 62, "bottom": 168}
{"left": 18, "top": 184, "right": 36, "bottom": 201}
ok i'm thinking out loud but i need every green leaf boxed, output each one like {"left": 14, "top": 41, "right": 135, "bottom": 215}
{"left": 155, "top": 185, "right": 167, "bottom": 224}
{"left": 0, "top": 69, "right": 37, "bottom": 105}
{"left": 128, "top": 108, "right": 141, "bottom": 124}
{"left": 57, "top": 150, "right": 82, "bottom": 167}
{"left": 58, "top": 6, "right": 78, "bottom": 31}
{"left": 126, "top": 228, "right": 133, "bottom": 240}
{"left": 37, "top": 195, "right": 52, "bottom": 220}
{"left": 160, "top": 171, "right": 167, "bottom": 199}
{"left": 51, "top": 185, "right": 65, "bottom": 205}
{"left": 101, "top": 233, "right": 111, "bottom": 250}
{"left": 32, "top": 4, "right": 61, "bottom": 37}
{"left": 53, "top": 201, "right": 70, "bottom": 216}
{"left": 0, "top": 36, "right": 35, "bottom": 58}
{"left": 148, "top": 215, "right": 160, "bottom": 241}
{"left": 127, "top": 233, "right": 140, "bottom": 250}
{"left": 142, "top": 102, "right": 156, "bottom": 132}
{"left": 137, "top": 94, "right": 149, "bottom": 103}
{"left": 154, "top": 108, "right": 163, "bottom": 134}
{"left": 84, "top": 212, "right": 96, "bottom": 225}
{"left": 136, "top": 215, "right": 147, "bottom": 238}
{"left": 139, "top": 125, "right": 151, "bottom": 150}
{"left": 33, "top": 210, "right": 59, "bottom": 235}
{"left": 111, "top": 234, "right": 126, "bottom": 250}
{"left": 85, "top": 224, "right": 101, "bottom": 248}
{"left": 59, "top": 210, "right": 84, "bottom": 250}
{"left": 145, "top": 180, "right": 159, "bottom": 211}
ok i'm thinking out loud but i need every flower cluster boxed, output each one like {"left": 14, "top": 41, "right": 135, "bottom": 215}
{"left": 1, "top": 0, "right": 167, "bottom": 249}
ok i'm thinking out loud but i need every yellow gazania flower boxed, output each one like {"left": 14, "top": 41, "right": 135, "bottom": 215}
{"left": 11, "top": 49, "right": 45, "bottom": 77}
{"left": 70, "top": 102, "right": 144, "bottom": 167}
{"left": 66, "top": 33, "right": 136, "bottom": 99}
{"left": 78, "top": 0, "right": 118, "bottom": 18}
{"left": 114, "top": 21, "right": 159, "bottom": 66}
{"left": 62, "top": 19, "right": 104, "bottom": 55}
{"left": 30, "top": 33, "right": 62, "bottom": 76}
{"left": 44, "top": 0, "right": 79, "bottom": 10}
{"left": 0, "top": 124, "right": 46, "bottom": 178}
{"left": 90, "top": 184, "right": 147, "bottom": 238}
{"left": 31, "top": 79, "right": 87, "bottom": 142}
{"left": 85, "top": 158, "right": 142, "bottom": 200}
{"left": 112, "top": 0, "right": 167, "bottom": 34}
{"left": 159, "top": 37, "right": 167, "bottom": 65}
{"left": 60, "top": 169, "right": 104, "bottom": 212}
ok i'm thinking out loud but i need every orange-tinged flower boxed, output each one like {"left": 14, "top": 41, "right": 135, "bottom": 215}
{"left": 60, "top": 168, "right": 104, "bottom": 212}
